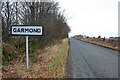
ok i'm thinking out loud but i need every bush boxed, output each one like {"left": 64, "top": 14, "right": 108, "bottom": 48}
{"left": 103, "top": 37, "right": 105, "bottom": 41}
{"left": 2, "top": 45, "right": 12, "bottom": 65}
{"left": 98, "top": 35, "right": 101, "bottom": 38}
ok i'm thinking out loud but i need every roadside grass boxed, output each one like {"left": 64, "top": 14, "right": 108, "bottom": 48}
{"left": 34, "top": 38, "right": 69, "bottom": 78}
{"left": 47, "top": 38, "right": 69, "bottom": 78}
{"left": 75, "top": 38, "right": 119, "bottom": 51}
{"left": 2, "top": 38, "right": 69, "bottom": 78}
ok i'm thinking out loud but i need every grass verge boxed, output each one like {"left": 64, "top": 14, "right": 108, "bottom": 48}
{"left": 47, "top": 38, "right": 69, "bottom": 78}
{"left": 75, "top": 38, "right": 119, "bottom": 51}
{"left": 2, "top": 38, "right": 69, "bottom": 78}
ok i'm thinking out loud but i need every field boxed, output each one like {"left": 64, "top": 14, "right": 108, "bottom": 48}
{"left": 74, "top": 37, "right": 120, "bottom": 51}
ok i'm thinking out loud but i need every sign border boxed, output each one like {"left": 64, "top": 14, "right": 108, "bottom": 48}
{"left": 11, "top": 25, "right": 44, "bottom": 36}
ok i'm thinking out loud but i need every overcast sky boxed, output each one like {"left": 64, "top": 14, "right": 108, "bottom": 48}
{"left": 57, "top": 0, "right": 119, "bottom": 38}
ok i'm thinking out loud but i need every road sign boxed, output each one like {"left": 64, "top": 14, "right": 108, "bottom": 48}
{"left": 11, "top": 26, "right": 42, "bottom": 36}
{"left": 11, "top": 25, "right": 43, "bottom": 72}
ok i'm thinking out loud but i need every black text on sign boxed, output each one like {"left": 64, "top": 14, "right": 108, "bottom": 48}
{"left": 11, "top": 26, "right": 43, "bottom": 36}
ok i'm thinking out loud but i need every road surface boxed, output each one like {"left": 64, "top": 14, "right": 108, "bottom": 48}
{"left": 67, "top": 38, "right": 118, "bottom": 78}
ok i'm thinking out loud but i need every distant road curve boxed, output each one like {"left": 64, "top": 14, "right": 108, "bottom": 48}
{"left": 67, "top": 38, "right": 118, "bottom": 78}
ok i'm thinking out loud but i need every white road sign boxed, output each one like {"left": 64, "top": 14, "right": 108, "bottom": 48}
{"left": 11, "top": 25, "right": 43, "bottom": 72}
{"left": 11, "top": 26, "right": 43, "bottom": 35}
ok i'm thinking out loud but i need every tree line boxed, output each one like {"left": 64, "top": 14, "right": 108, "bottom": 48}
{"left": 1, "top": 1, "right": 70, "bottom": 42}
{"left": 1, "top": 1, "right": 70, "bottom": 65}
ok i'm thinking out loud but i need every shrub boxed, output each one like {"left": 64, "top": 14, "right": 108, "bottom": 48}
{"left": 98, "top": 35, "right": 101, "bottom": 38}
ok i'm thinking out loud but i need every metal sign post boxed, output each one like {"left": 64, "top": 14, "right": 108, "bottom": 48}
{"left": 26, "top": 36, "right": 29, "bottom": 71}
{"left": 11, "top": 25, "right": 43, "bottom": 72}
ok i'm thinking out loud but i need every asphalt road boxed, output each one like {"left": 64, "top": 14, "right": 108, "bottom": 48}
{"left": 67, "top": 38, "right": 118, "bottom": 78}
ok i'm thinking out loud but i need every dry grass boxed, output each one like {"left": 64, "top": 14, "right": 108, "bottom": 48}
{"left": 2, "top": 38, "right": 69, "bottom": 78}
